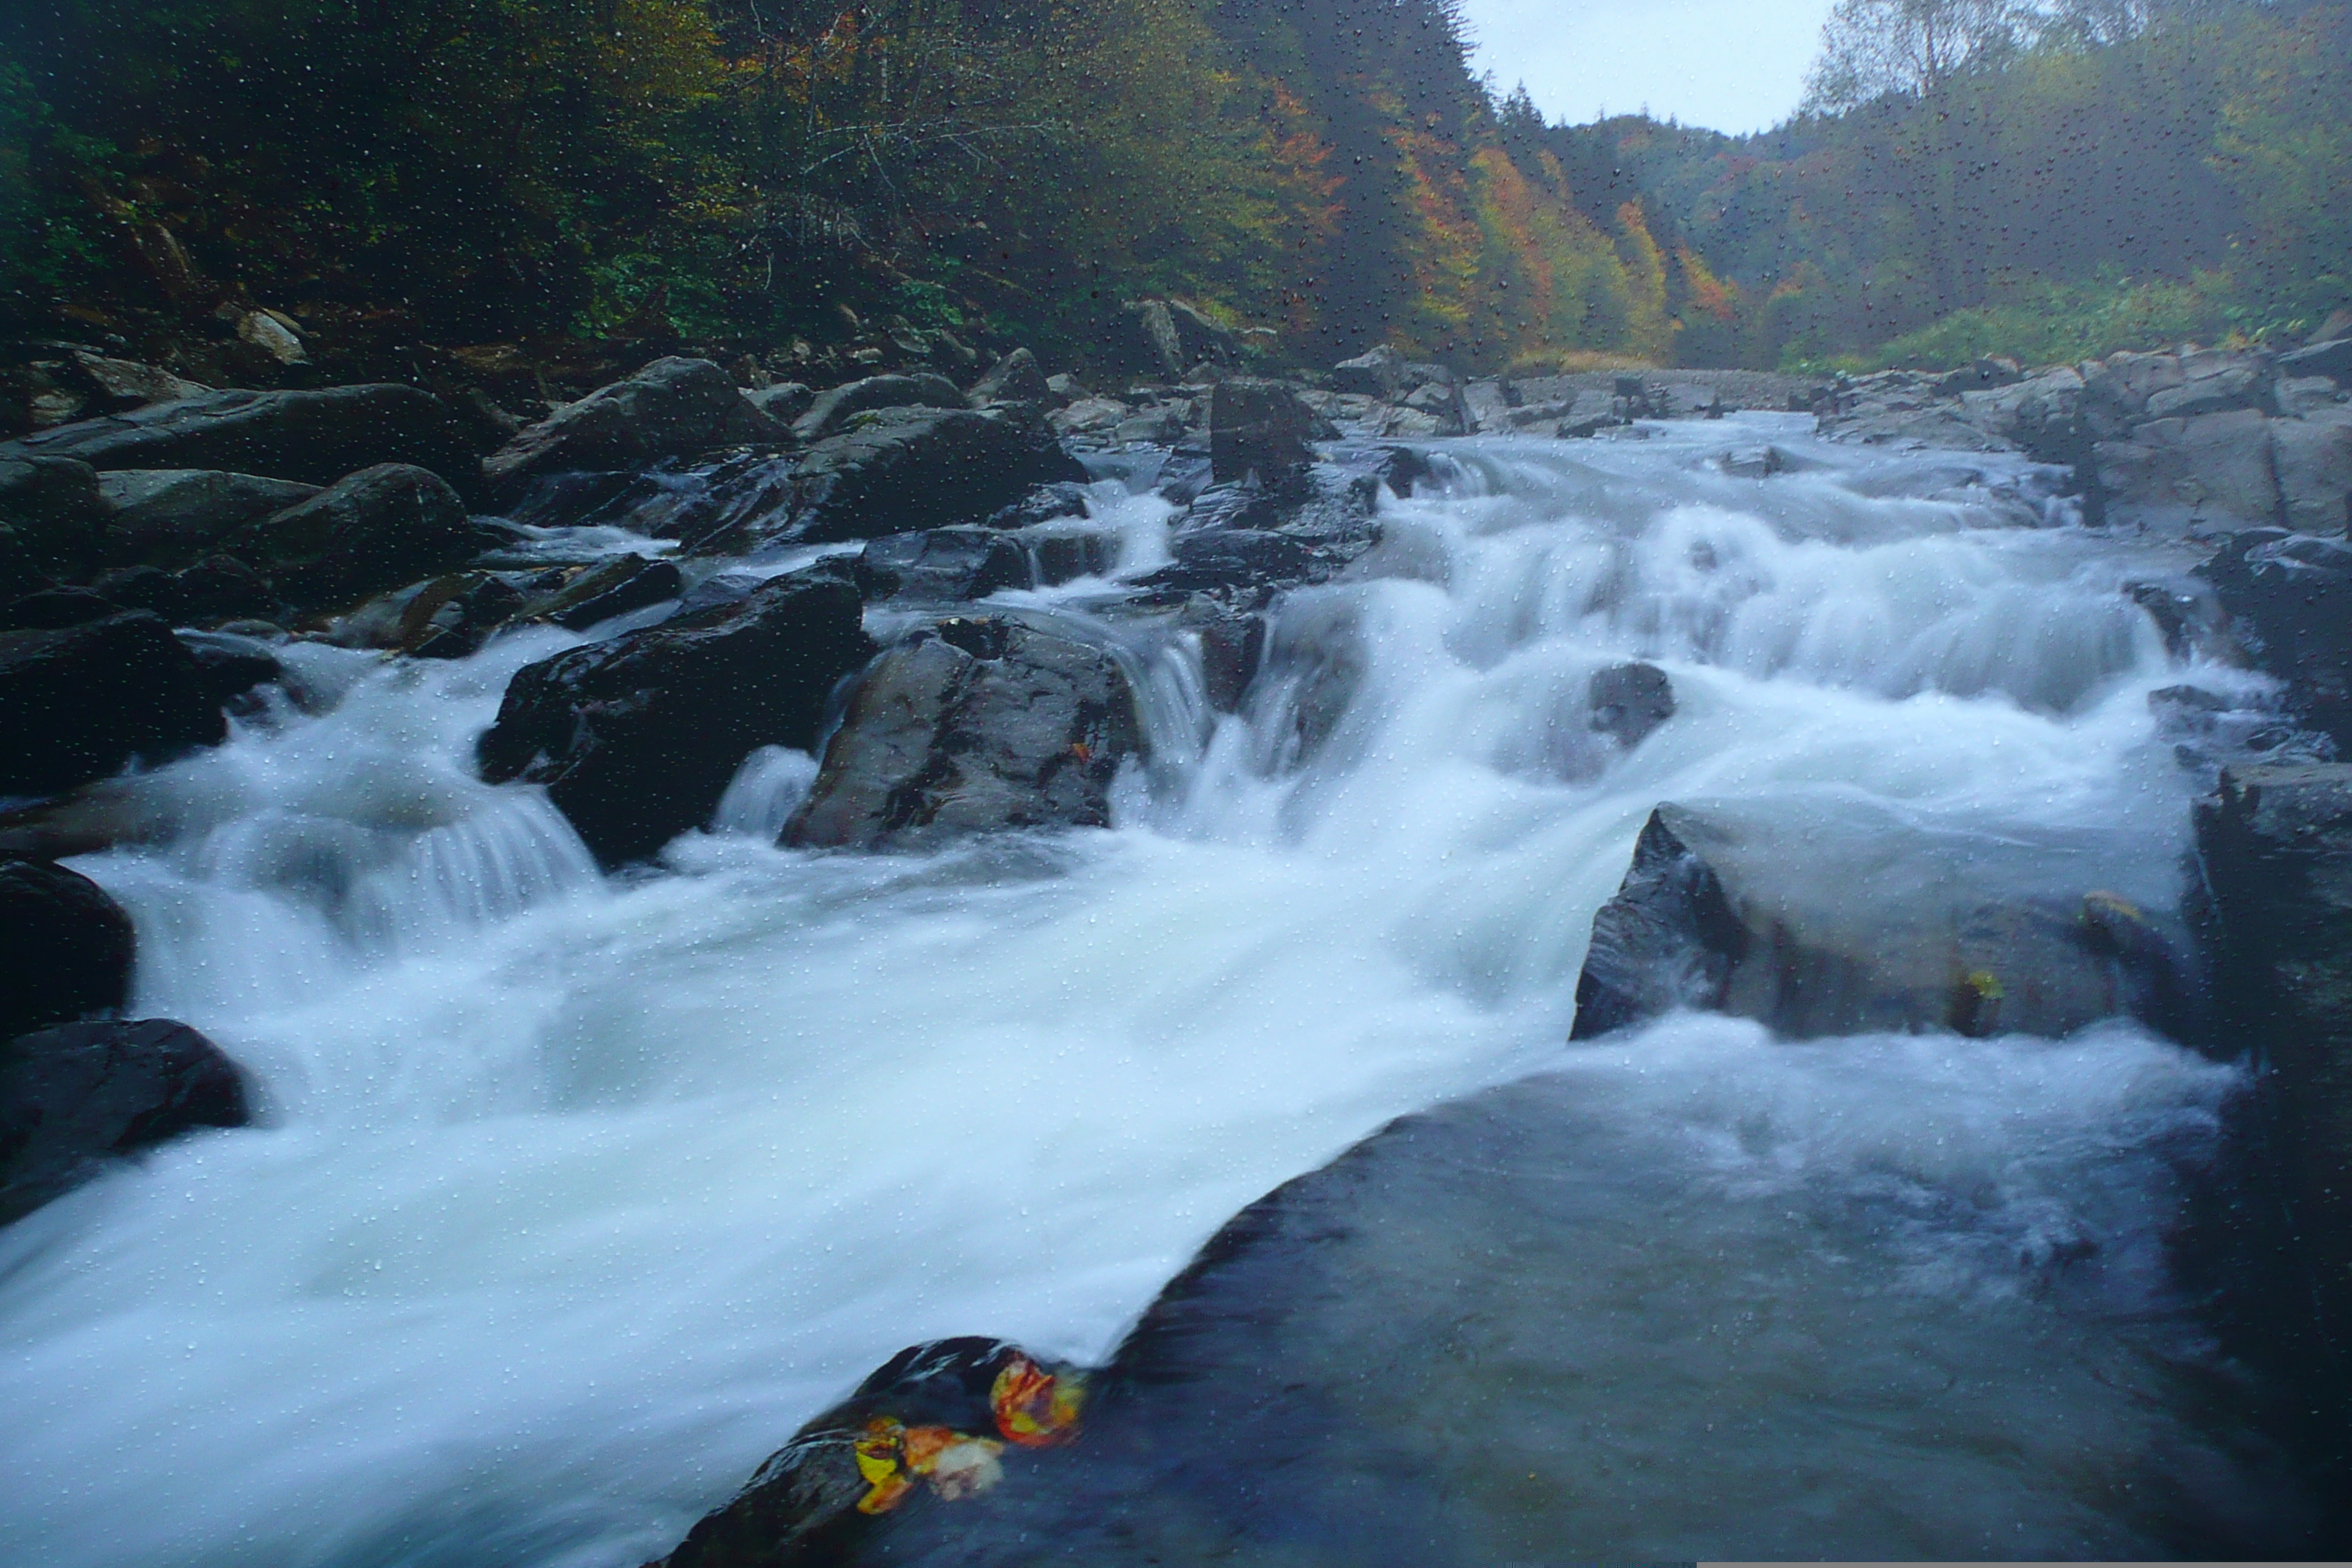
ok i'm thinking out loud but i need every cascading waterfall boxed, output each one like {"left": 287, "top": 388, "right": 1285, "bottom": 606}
{"left": 0, "top": 414, "right": 2289, "bottom": 1564}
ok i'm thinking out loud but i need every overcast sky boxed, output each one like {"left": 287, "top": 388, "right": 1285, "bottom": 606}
{"left": 1456, "top": 0, "right": 1839, "bottom": 135}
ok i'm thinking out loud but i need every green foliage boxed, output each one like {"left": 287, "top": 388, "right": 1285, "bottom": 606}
{"left": 1861, "top": 271, "right": 2231, "bottom": 369}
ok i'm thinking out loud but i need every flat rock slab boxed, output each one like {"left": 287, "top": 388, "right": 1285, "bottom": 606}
{"left": 0, "top": 385, "right": 481, "bottom": 494}
{"left": 1572, "top": 797, "right": 2194, "bottom": 1041}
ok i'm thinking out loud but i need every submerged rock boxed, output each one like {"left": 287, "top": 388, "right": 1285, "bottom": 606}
{"left": 0, "top": 858, "right": 135, "bottom": 1041}
{"left": 477, "top": 566, "right": 874, "bottom": 865}
{"left": 1, "top": 1018, "right": 248, "bottom": 1226}
{"left": 0, "top": 385, "right": 482, "bottom": 494}
{"left": 657, "top": 1338, "right": 1084, "bottom": 1568}
{"left": 0, "top": 611, "right": 226, "bottom": 796}
{"left": 1571, "top": 799, "right": 2193, "bottom": 1041}
{"left": 785, "top": 617, "right": 1140, "bottom": 851}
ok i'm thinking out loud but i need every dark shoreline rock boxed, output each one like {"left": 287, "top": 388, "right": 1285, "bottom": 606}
{"left": 477, "top": 565, "right": 874, "bottom": 865}
{"left": 0, "top": 610, "right": 227, "bottom": 796}
{"left": 0, "top": 385, "right": 483, "bottom": 495}
{"left": 1, "top": 1017, "right": 248, "bottom": 1226}
{"left": 0, "top": 858, "right": 135, "bottom": 1041}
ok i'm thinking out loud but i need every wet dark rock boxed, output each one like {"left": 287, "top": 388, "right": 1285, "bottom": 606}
{"left": 1571, "top": 800, "right": 2193, "bottom": 1041}
{"left": 747, "top": 382, "right": 815, "bottom": 424}
{"left": 0, "top": 385, "right": 482, "bottom": 494}
{"left": 1, "top": 1018, "right": 247, "bottom": 1226}
{"left": 856, "top": 529, "right": 1031, "bottom": 601}
{"left": 730, "top": 407, "right": 1085, "bottom": 549}
{"left": 1134, "top": 528, "right": 1314, "bottom": 597}
{"left": 786, "top": 617, "right": 1140, "bottom": 851}
{"left": 2195, "top": 762, "right": 2352, "bottom": 1376}
{"left": 0, "top": 858, "right": 135, "bottom": 1041}
{"left": 2198, "top": 529, "right": 2352, "bottom": 747}
{"left": 0, "top": 611, "right": 226, "bottom": 796}
{"left": 478, "top": 566, "right": 875, "bottom": 865}
{"left": 1026, "top": 527, "right": 1118, "bottom": 587}
{"left": 96, "top": 468, "right": 320, "bottom": 569}
{"left": 982, "top": 482, "right": 1090, "bottom": 531}
{"left": 1586, "top": 662, "right": 1675, "bottom": 749}
{"left": 525, "top": 552, "right": 683, "bottom": 631}
{"left": 175, "top": 630, "right": 283, "bottom": 706}
{"left": 4, "top": 589, "right": 118, "bottom": 630}
{"left": 0, "top": 454, "right": 108, "bottom": 584}
{"left": 173, "top": 553, "right": 276, "bottom": 623}
{"left": 791, "top": 373, "right": 967, "bottom": 442}
{"left": 670, "top": 570, "right": 769, "bottom": 620}
{"left": 227, "top": 463, "right": 481, "bottom": 613}
{"left": 968, "top": 349, "right": 1051, "bottom": 407}
{"left": 1209, "top": 380, "right": 1317, "bottom": 485}
{"left": 2125, "top": 575, "right": 2227, "bottom": 660}
{"left": 49, "top": 352, "right": 208, "bottom": 416}
{"left": 484, "top": 358, "right": 782, "bottom": 490}
{"left": 657, "top": 1338, "right": 1082, "bottom": 1568}
{"left": 87, "top": 565, "right": 183, "bottom": 619}
{"left": 1194, "top": 608, "right": 1267, "bottom": 713}
{"left": 402, "top": 573, "right": 528, "bottom": 660}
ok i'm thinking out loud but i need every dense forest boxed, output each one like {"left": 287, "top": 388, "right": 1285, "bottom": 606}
{"left": 1538, "top": 0, "right": 2352, "bottom": 367}
{"left": 0, "top": 0, "right": 2345, "bottom": 388}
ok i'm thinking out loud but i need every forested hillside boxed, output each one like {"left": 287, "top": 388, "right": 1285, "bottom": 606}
{"left": 1539, "top": 0, "right": 2352, "bottom": 369}
{"left": 0, "top": 0, "right": 1680, "bottom": 388}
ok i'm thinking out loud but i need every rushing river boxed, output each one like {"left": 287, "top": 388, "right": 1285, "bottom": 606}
{"left": 0, "top": 415, "right": 2299, "bottom": 1563}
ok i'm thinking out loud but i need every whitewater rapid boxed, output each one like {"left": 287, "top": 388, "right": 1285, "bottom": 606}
{"left": 0, "top": 415, "right": 2274, "bottom": 1563}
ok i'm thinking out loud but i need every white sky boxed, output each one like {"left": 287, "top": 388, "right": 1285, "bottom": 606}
{"left": 1457, "top": 0, "right": 1839, "bottom": 135}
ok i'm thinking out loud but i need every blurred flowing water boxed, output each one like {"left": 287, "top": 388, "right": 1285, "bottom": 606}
{"left": 0, "top": 416, "right": 2293, "bottom": 1564}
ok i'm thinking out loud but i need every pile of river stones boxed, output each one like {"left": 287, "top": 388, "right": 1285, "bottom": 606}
{"left": 6, "top": 319, "right": 2352, "bottom": 1556}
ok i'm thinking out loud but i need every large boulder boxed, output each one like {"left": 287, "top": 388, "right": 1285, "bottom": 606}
{"left": 709, "top": 407, "right": 1084, "bottom": 550}
{"left": 0, "top": 859, "right": 135, "bottom": 1041}
{"left": 0, "top": 611, "right": 227, "bottom": 796}
{"left": 2081, "top": 350, "right": 2185, "bottom": 438}
{"left": 2195, "top": 762, "right": 2352, "bottom": 1380}
{"left": 967, "top": 347, "right": 1051, "bottom": 407}
{"left": 785, "top": 617, "right": 1141, "bottom": 851}
{"left": 477, "top": 566, "right": 875, "bottom": 865}
{"left": 1570, "top": 799, "right": 2192, "bottom": 1041}
{"left": 0, "top": 385, "right": 482, "bottom": 494}
{"left": 2278, "top": 336, "right": 2352, "bottom": 389}
{"left": 96, "top": 468, "right": 320, "bottom": 569}
{"left": 1, "top": 1018, "right": 247, "bottom": 1226}
{"left": 856, "top": 529, "right": 1031, "bottom": 601}
{"left": 1, "top": 454, "right": 109, "bottom": 584}
{"left": 483, "top": 358, "right": 783, "bottom": 489}
{"left": 1332, "top": 344, "right": 1409, "bottom": 402}
{"left": 2144, "top": 347, "right": 2272, "bottom": 421}
{"left": 2094, "top": 408, "right": 2281, "bottom": 529}
{"left": 225, "top": 462, "right": 482, "bottom": 612}
{"left": 2270, "top": 410, "right": 2352, "bottom": 535}
{"left": 790, "top": 373, "right": 965, "bottom": 442}
{"left": 657, "top": 1338, "right": 1085, "bottom": 1568}
{"left": 1119, "top": 298, "right": 1238, "bottom": 380}
{"left": 1208, "top": 379, "right": 1317, "bottom": 486}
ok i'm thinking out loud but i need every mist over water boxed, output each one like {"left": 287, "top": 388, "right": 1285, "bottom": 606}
{"left": 0, "top": 417, "right": 2274, "bottom": 1564}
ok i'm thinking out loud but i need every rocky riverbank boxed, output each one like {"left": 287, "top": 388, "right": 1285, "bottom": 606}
{"left": 7, "top": 316, "right": 2352, "bottom": 1558}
